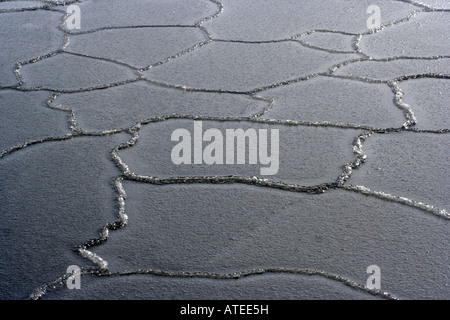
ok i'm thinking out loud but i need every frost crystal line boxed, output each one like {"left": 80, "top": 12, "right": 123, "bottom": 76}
{"left": 171, "top": 121, "right": 279, "bottom": 175}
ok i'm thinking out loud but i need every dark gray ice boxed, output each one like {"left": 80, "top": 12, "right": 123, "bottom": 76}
{"left": 0, "top": 0, "right": 449, "bottom": 300}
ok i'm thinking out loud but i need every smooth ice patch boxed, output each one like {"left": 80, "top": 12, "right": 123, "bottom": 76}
{"left": 0, "top": 90, "right": 70, "bottom": 152}
{"left": 117, "top": 119, "right": 358, "bottom": 186}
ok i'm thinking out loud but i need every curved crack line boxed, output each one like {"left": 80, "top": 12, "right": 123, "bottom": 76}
{"left": 337, "top": 128, "right": 449, "bottom": 219}
{"left": 0, "top": 92, "right": 127, "bottom": 159}
{"left": 325, "top": 72, "right": 449, "bottom": 88}
{"left": 139, "top": 39, "right": 213, "bottom": 72}
{"left": 394, "top": 0, "right": 450, "bottom": 11}
{"left": 144, "top": 73, "right": 325, "bottom": 95}
{"left": 293, "top": 39, "right": 357, "bottom": 55}
{"left": 63, "top": 26, "right": 214, "bottom": 80}
{"left": 342, "top": 184, "right": 450, "bottom": 220}
{"left": 248, "top": 93, "right": 274, "bottom": 118}
{"left": 336, "top": 131, "right": 372, "bottom": 186}
{"left": 194, "top": 0, "right": 223, "bottom": 27}
{"left": 388, "top": 80, "right": 416, "bottom": 129}
{"left": 9, "top": 0, "right": 84, "bottom": 86}
{"left": 29, "top": 265, "right": 398, "bottom": 300}
{"left": 337, "top": 131, "right": 449, "bottom": 220}
{"left": 213, "top": 29, "right": 361, "bottom": 57}
{"left": 143, "top": 53, "right": 449, "bottom": 95}
{"left": 140, "top": 0, "right": 224, "bottom": 72}
{"left": 354, "top": 8, "right": 426, "bottom": 59}
{"left": 353, "top": 34, "right": 371, "bottom": 59}
{"left": 15, "top": 77, "right": 143, "bottom": 94}
{"left": 14, "top": 49, "right": 64, "bottom": 87}
{"left": 46, "top": 92, "right": 129, "bottom": 136}
{"left": 107, "top": 268, "right": 399, "bottom": 300}
{"left": 29, "top": 266, "right": 96, "bottom": 300}
{"left": 0, "top": 133, "right": 76, "bottom": 158}
{"left": 394, "top": 73, "right": 450, "bottom": 82}
{"left": 291, "top": 29, "right": 359, "bottom": 39}
{"left": 64, "top": 24, "right": 198, "bottom": 35}
{"left": 214, "top": 37, "right": 360, "bottom": 56}
{"left": 388, "top": 73, "right": 449, "bottom": 129}
{"left": 0, "top": 130, "right": 129, "bottom": 159}
{"left": 327, "top": 54, "right": 450, "bottom": 75}
{"left": 46, "top": 0, "right": 81, "bottom": 5}
{"left": 63, "top": 50, "right": 143, "bottom": 73}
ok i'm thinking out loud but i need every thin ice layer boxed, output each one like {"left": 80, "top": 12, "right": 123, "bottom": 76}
{"left": 90, "top": 183, "right": 449, "bottom": 299}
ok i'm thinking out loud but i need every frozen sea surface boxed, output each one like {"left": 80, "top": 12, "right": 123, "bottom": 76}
{"left": 0, "top": 0, "right": 449, "bottom": 300}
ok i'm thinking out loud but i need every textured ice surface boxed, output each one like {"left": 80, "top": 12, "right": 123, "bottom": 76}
{"left": 73, "top": 0, "right": 219, "bottom": 30}
{"left": 202, "top": 0, "right": 418, "bottom": 40}
{"left": 360, "top": 12, "right": 450, "bottom": 58}
{"left": 54, "top": 82, "right": 268, "bottom": 132}
{"left": 260, "top": 76, "right": 406, "bottom": 128}
{"left": 90, "top": 183, "right": 448, "bottom": 299}
{"left": 144, "top": 41, "right": 359, "bottom": 91}
{"left": 118, "top": 119, "right": 358, "bottom": 185}
{"left": 1, "top": 0, "right": 449, "bottom": 301}
{"left": 399, "top": 78, "right": 449, "bottom": 130}
{"left": 0, "top": 11, "right": 64, "bottom": 86}
{"left": 0, "top": 1, "right": 45, "bottom": 10}
{"left": 298, "top": 32, "right": 355, "bottom": 53}
{"left": 411, "top": 0, "right": 450, "bottom": 10}
{"left": 0, "top": 134, "right": 129, "bottom": 299}
{"left": 348, "top": 133, "right": 450, "bottom": 212}
{"left": 19, "top": 53, "right": 138, "bottom": 91}
{"left": 66, "top": 27, "right": 208, "bottom": 69}
{"left": 0, "top": 90, "right": 69, "bottom": 151}
{"left": 334, "top": 58, "right": 450, "bottom": 81}
{"left": 41, "top": 273, "right": 384, "bottom": 300}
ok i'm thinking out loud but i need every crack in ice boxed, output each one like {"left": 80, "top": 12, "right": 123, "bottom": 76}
{"left": 0, "top": 0, "right": 448, "bottom": 300}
